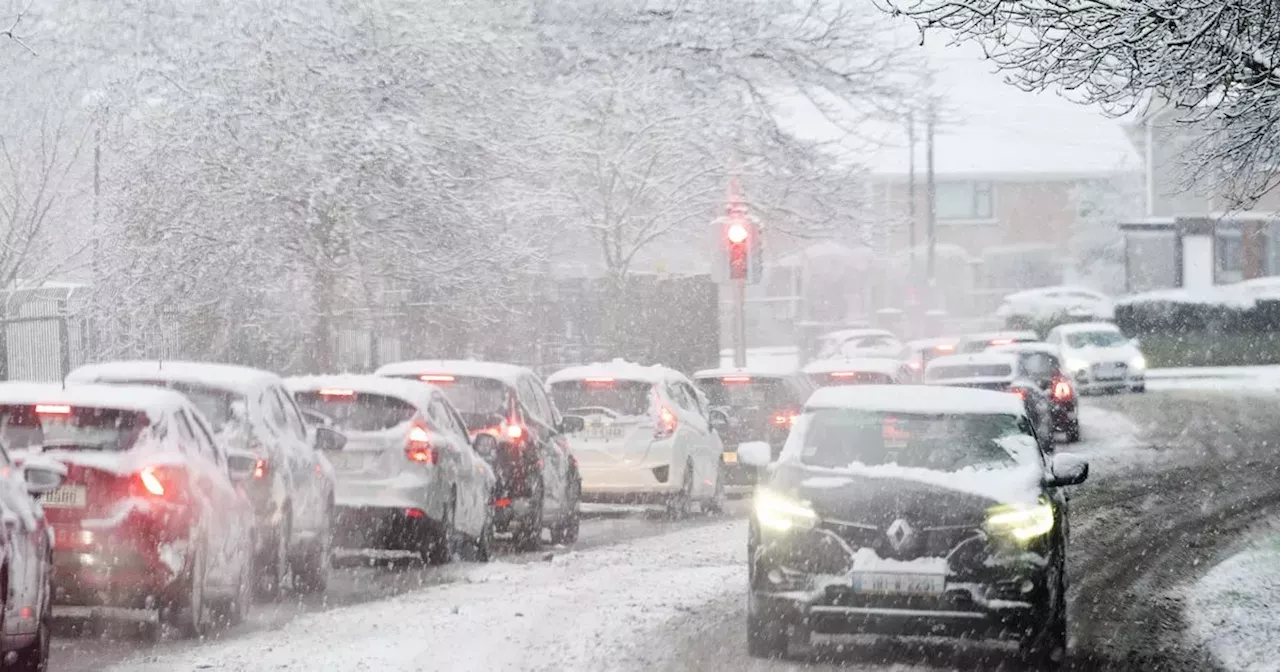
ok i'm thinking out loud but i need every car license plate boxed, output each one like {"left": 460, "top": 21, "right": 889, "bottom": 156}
{"left": 39, "top": 485, "right": 87, "bottom": 509}
{"left": 584, "top": 424, "right": 623, "bottom": 440}
{"left": 722, "top": 451, "right": 738, "bottom": 463}
{"left": 851, "top": 572, "right": 945, "bottom": 595}
{"left": 331, "top": 452, "right": 371, "bottom": 472}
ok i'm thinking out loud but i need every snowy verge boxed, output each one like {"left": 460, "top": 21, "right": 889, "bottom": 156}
{"left": 110, "top": 520, "right": 747, "bottom": 672}
{"left": 1183, "top": 529, "right": 1280, "bottom": 672}
{"left": 1147, "top": 366, "right": 1280, "bottom": 393}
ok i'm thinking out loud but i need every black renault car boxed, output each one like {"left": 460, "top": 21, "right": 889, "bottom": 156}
{"left": 739, "top": 385, "right": 1088, "bottom": 666}
{"left": 691, "top": 368, "right": 816, "bottom": 494}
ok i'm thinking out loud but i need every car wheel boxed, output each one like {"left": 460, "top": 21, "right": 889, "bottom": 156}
{"left": 214, "top": 539, "right": 254, "bottom": 628}
{"left": 704, "top": 460, "right": 726, "bottom": 515}
{"left": 665, "top": 460, "right": 694, "bottom": 518}
{"left": 293, "top": 507, "right": 332, "bottom": 594}
{"left": 11, "top": 581, "right": 50, "bottom": 671}
{"left": 165, "top": 541, "right": 210, "bottom": 639}
{"left": 424, "top": 493, "right": 457, "bottom": 565}
{"left": 747, "top": 599, "right": 789, "bottom": 659}
{"left": 514, "top": 475, "right": 545, "bottom": 552}
{"left": 459, "top": 497, "right": 494, "bottom": 563}
{"left": 1021, "top": 556, "right": 1068, "bottom": 668}
{"left": 550, "top": 475, "right": 581, "bottom": 545}
{"left": 257, "top": 515, "right": 291, "bottom": 600}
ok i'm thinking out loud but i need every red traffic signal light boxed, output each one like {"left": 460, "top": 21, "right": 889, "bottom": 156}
{"left": 726, "top": 221, "right": 749, "bottom": 244}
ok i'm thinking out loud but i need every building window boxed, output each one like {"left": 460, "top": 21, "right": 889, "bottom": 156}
{"left": 935, "top": 181, "right": 994, "bottom": 221}
{"left": 1216, "top": 230, "right": 1243, "bottom": 283}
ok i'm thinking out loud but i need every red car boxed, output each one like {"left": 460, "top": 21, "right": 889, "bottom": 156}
{"left": 0, "top": 383, "right": 257, "bottom": 639}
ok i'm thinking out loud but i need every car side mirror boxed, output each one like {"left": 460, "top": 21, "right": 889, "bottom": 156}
{"left": 315, "top": 426, "right": 347, "bottom": 452}
{"left": 708, "top": 409, "right": 730, "bottom": 431}
{"left": 1045, "top": 452, "right": 1089, "bottom": 487}
{"left": 227, "top": 449, "right": 259, "bottom": 482}
{"left": 737, "top": 441, "right": 773, "bottom": 467}
{"left": 23, "top": 462, "right": 64, "bottom": 496}
{"left": 558, "top": 415, "right": 585, "bottom": 434}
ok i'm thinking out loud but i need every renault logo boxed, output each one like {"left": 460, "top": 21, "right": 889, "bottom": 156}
{"left": 886, "top": 518, "right": 916, "bottom": 552}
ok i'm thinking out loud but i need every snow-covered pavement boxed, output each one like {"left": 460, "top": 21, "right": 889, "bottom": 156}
{"left": 109, "top": 520, "right": 748, "bottom": 671}
{"left": 1184, "top": 527, "right": 1280, "bottom": 672}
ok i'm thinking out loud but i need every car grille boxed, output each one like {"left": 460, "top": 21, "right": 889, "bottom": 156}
{"left": 820, "top": 518, "right": 986, "bottom": 563}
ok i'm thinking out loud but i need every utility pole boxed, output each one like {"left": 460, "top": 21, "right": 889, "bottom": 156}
{"left": 907, "top": 111, "right": 917, "bottom": 265}
{"left": 925, "top": 98, "right": 937, "bottom": 304}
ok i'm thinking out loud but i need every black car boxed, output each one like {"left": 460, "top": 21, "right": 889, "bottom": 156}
{"left": 739, "top": 385, "right": 1089, "bottom": 665}
{"left": 990, "top": 343, "right": 1080, "bottom": 442}
{"left": 924, "top": 352, "right": 1056, "bottom": 454}
{"left": 691, "top": 368, "right": 816, "bottom": 494}
{"left": 376, "top": 360, "right": 582, "bottom": 550}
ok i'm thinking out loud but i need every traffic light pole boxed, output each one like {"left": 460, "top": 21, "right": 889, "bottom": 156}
{"left": 733, "top": 277, "right": 747, "bottom": 368}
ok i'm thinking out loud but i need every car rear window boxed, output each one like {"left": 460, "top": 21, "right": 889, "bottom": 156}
{"left": 694, "top": 377, "right": 791, "bottom": 409}
{"left": 550, "top": 380, "right": 653, "bottom": 417}
{"left": 93, "top": 379, "right": 242, "bottom": 432}
{"left": 294, "top": 391, "right": 417, "bottom": 432}
{"left": 390, "top": 375, "right": 509, "bottom": 421}
{"left": 927, "top": 364, "right": 1013, "bottom": 380}
{"left": 792, "top": 410, "right": 1024, "bottom": 471}
{"left": 0, "top": 404, "right": 149, "bottom": 452}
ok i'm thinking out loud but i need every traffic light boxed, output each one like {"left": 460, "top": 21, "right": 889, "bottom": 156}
{"left": 727, "top": 219, "right": 750, "bottom": 280}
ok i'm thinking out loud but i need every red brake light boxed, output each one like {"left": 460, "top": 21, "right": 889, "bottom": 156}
{"left": 908, "top": 360, "right": 922, "bottom": 370}
{"left": 1053, "top": 380, "right": 1074, "bottom": 401}
{"left": 319, "top": 388, "right": 355, "bottom": 398}
{"left": 654, "top": 406, "right": 678, "bottom": 439}
{"left": 771, "top": 412, "right": 798, "bottom": 426}
{"left": 406, "top": 425, "right": 436, "bottom": 464}
{"left": 585, "top": 376, "right": 615, "bottom": 385}
{"left": 138, "top": 467, "right": 166, "bottom": 496}
{"left": 506, "top": 423, "right": 525, "bottom": 441}
{"left": 419, "top": 375, "right": 455, "bottom": 383}
{"left": 34, "top": 404, "right": 71, "bottom": 415}
{"left": 990, "top": 338, "right": 1014, "bottom": 346}
{"left": 252, "top": 459, "right": 268, "bottom": 479}
{"left": 829, "top": 371, "right": 858, "bottom": 379}
{"left": 1012, "top": 388, "right": 1027, "bottom": 400}
{"left": 726, "top": 222, "right": 749, "bottom": 244}
{"left": 722, "top": 375, "right": 751, "bottom": 383}
{"left": 935, "top": 344, "right": 955, "bottom": 352}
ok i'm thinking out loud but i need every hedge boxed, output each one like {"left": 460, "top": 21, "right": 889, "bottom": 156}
{"left": 1113, "top": 297, "right": 1280, "bottom": 368}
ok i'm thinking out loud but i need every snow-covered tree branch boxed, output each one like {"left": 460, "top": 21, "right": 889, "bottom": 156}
{"left": 882, "top": 0, "right": 1280, "bottom": 207}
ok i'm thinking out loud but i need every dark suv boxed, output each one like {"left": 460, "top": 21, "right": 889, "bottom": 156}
{"left": 739, "top": 385, "right": 1089, "bottom": 665}
{"left": 990, "top": 343, "right": 1080, "bottom": 442}
{"left": 376, "top": 360, "right": 582, "bottom": 550}
{"left": 691, "top": 368, "right": 815, "bottom": 494}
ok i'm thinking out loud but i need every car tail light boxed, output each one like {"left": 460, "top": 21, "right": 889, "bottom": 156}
{"left": 419, "top": 375, "right": 455, "bottom": 384}
{"left": 406, "top": 425, "right": 437, "bottom": 464}
{"left": 252, "top": 459, "right": 268, "bottom": 479}
{"left": 990, "top": 338, "right": 1014, "bottom": 346}
{"left": 1052, "top": 379, "right": 1074, "bottom": 401}
{"left": 505, "top": 423, "right": 525, "bottom": 441}
{"left": 130, "top": 466, "right": 184, "bottom": 500}
{"left": 829, "top": 371, "right": 857, "bottom": 379}
{"left": 908, "top": 360, "right": 922, "bottom": 370}
{"left": 722, "top": 375, "right": 751, "bottom": 383}
{"left": 35, "top": 404, "right": 71, "bottom": 415}
{"left": 653, "top": 406, "right": 678, "bottom": 440}
{"left": 1011, "top": 388, "right": 1027, "bottom": 400}
{"left": 771, "top": 411, "right": 799, "bottom": 426}
{"left": 585, "top": 376, "right": 615, "bottom": 386}
{"left": 935, "top": 344, "right": 955, "bottom": 352}
{"left": 319, "top": 388, "right": 355, "bottom": 398}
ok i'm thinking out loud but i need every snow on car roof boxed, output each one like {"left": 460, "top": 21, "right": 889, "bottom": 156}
{"left": 959, "top": 330, "right": 1040, "bottom": 344}
{"left": 546, "top": 360, "right": 686, "bottom": 386}
{"left": 693, "top": 363, "right": 798, "bottom": 379}
{"left": 0, "top": 382, "right": 189, "bottom": 417}
{"left": 802, "top": 357, "right": 903, "bottom": 376}
{"left": 805, "top": 384, "right": 1025, "bottom": 416}
{"left": 67, "top": 360, "right": 279, "bottom": 394}
{"left": 285, "top": 374, "right": 436, "bottom": 410}
{"left": 374, "top": 360, "right": 530, "bottom": 387}
{"left": 1052, "top": 321, "right": 1122, "bottom": 335}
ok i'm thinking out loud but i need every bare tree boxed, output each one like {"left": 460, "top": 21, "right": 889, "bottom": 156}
{"left": 883, "top": 0, "right": 1280, "bottom": 207}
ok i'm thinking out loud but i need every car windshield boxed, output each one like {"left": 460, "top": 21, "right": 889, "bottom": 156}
{"left": 1065, "top": 331, "right": 1127, "bottom": 348}
{"left": 550, "top": 380, "right": 653, "bottom": 417}
{"left": 927, "top": 364, "right": 1013, "bottom": 380}
{"left": 293, "top": 391, "right": 417, "bottom": 432}
{"left": 0, "top": 404, "right": 149, "bottom": 452}
{"left": 792, "top": 409, "right": 1024, "bottom": 471}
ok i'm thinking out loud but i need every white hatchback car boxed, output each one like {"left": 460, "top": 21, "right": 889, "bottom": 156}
{"left": 1045, "top": 322, "right": 1146, "bottom": 394}
{"left": 286, "top": 375, "right": 496, "bottom": 563}
{"left": 546, "top": 361, "right": 725, "bottom": 515}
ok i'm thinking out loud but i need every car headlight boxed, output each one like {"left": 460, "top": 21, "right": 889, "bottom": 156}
{"left": 986, "top": 500, "right": 1054, "bottom": 542}
{"left": 1130, "top": 355, "right": 1146, "bottom": 371}
{"left": 754, "top": 490, "right": 817, "bottom": 533}
{"left": 1065, "top": 358, "right": 1089, "bottom": 374}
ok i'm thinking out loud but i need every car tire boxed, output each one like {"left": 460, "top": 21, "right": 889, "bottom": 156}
{"left": 666, "top": 460, "right": 694, "bottom": 519}
{"left": 293, "top": 507, "right": 332, "bottom": 594}
{"left": 214, "top": 539, "right": 254, "bottom": 628}
{"left": 165, "top": 541, "right": 210, "bottom": 639}
{"left": 424, "top": 493, "right": 457, "bottom": 566}
{"left": 11, "top": 581, "right": 50, "bottom": 671}
{"left": 514, "top": 475, "right": 545, "bottom": 552}
{"left": 747, "top": 600, "right": 789, "bottom": 659}
{"left": 550, "top": 476, "right": 581, "bottom": 545}
{"left": 257, "top": 515, "right": 291, "bottom": 601}
{"left": 460, "top": 499, "right": 494, "bottom": 563}
{"left": 1021, "top": 556, "right": 1068, "bottom": 668}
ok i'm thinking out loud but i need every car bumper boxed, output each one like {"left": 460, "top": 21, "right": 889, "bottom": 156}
{"left": 51, "top": 536, "right": 188, "bottom": 608}
{"left": 335, "top": 472, "right": 441, "bottom": 512}
{"left": 579, "top": 453, "right": 683, "bottom": 501}
{"left": 333, "top": 505, "right": 439, "bottom": 551}
{"left": 751, "top": 590, "right": 1037, "bottom": 639}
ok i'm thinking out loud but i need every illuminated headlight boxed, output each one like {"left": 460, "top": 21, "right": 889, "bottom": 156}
{"left": 986, "top": 501, "right": 1054, "bottom": 542}
{"left": 1129, "top": 355, "right": 1146, "bottom": 371}
{"left": 754, "top": 490, "right": 817, "bottom": 533}
{"left": 1065, "top": 358, "right": 1090, "bottom": 374}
